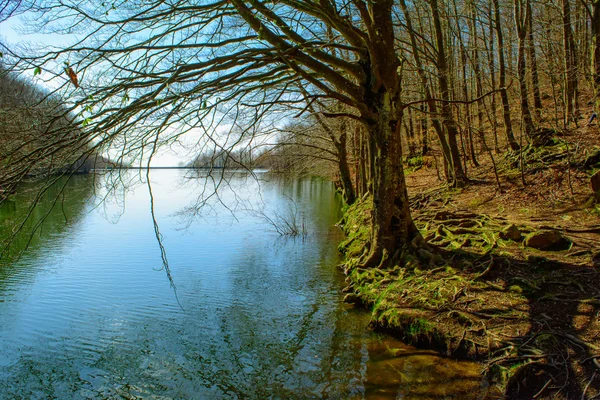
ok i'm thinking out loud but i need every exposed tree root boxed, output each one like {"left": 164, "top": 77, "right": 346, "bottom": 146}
{"left": 339, "top": 195, "right": 600, "bottom": 399}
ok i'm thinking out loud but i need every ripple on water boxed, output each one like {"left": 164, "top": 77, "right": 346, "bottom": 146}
{"left": 0, "top": 172, "right": 489, "bottom": 399}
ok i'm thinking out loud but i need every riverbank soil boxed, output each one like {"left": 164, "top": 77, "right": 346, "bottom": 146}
{"left": 340, "top": 126, "right": 600, "bottom": 399}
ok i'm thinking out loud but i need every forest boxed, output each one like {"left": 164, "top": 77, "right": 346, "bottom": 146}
{"left": 1, "top": 0, "right": 600, "bottom": 397}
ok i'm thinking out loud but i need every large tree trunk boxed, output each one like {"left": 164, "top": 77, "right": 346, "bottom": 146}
{"left": 363, "top": 102, "right": 419, "bottom": 268}
{"left": 359, "top": 0, "right": 421, "bottom": 268}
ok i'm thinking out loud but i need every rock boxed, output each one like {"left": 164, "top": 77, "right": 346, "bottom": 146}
{"left": 592, "top": 252, "right": 600, "bottom": 268}
{"left": 524, "top": 230, "right": 572, "bottom": 251}
{"left": 591, "top": 170, "right": 600, "bottom": 202}
{"left": 530, "top": 128, "right": 555, "bottom": 146}
{"left": 417, "top": 248, "right": 433, "bottom": 262}
{"left": 343, "top": 293, "right": 361, "bottom": 304}
{"left": 342, "top": 285, "right": 354, "bottom": 293}
{"left": 584, "top": 148, "right": 600, "bottom": 169}
{"left": 527, "top": 255, "right": 549, "bottom": 264}
{"left": 509, "top": 285, "right": 524, "bottom": 294}
{"left": 500, "top": 224, "right": 522, "bottom": 241}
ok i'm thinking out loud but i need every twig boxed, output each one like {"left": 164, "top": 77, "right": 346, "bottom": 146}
{"left": 582, "top": 371, "right": 596, "bottom": 400}
{"left": 556, "top": 333, "right": 600, "bottom": 351}
{"left": 474, "top": 256, "right": 494, "bottom": 280}
{"left": 533, "top": 378, "right": 553, "bottom": 399}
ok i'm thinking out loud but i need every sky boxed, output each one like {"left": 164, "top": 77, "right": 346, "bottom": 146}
{"left": 1, "top": 15, "right": 199, "bottom": 167}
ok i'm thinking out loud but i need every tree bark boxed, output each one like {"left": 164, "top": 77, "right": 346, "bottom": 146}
{"left": 430, "top": 0, "right": 468, "bottom": 185}
{"left": 526, "top": 0, "right": 543, "bottom": 121}
{"left": 484, "top": 1, "right": 500, "bottom": 151}
{"left": 398, "top": 0, "right": 453, "bottom": 178}
{"left": 514, "top": 0, "right": 535, "bottom": 138}
{"left": 592, "top": 1, "right": 600, "bottom": 111}
{"left": 562, "top": 0, "right": 579, "bottom": 125}
{"left": 359, "top": 0, "right": 421, "bottom": 268}
{"left": 335, "top": 119, "right": 356, "bottom": 205}
{"left": 362, "top": 104, "right": 419, "bottom": 268}
{"left": 494, "top": 0, "right": 520, "bottom": 150}
{"left": 420, "top": 103, "right": 429, "bottom": 155}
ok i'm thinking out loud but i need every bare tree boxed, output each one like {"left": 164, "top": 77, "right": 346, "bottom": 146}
{"left": 494, "top": 0, "right": 520, "bottom": 150}
{"left": 2, "top": 0, "right": 425, "bottom": 268}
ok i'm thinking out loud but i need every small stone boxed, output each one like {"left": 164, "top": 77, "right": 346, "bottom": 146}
{"left": 500, "top": 224, "right": 522, "bottom": 241}
{"left": 584, "top": 148, "right": 600, "bottom": 169}
{"left": 524, "top": 230, "right": 572, "bottom": 251}
{"left": 592, "top": 252, "right": 600, "bottom": 268}
{"left": 417, "top": 248, "right": 433, "bottom": 261}
{"left": 527, "top": 254, "right": 549, "bottom": 264}
{"left": 509, "top": 285, "right": 524, "bottom": 294}
{"left": 343, "top": 293, "right": 361, "bottom": 304}
{"left": 436, "top": 225, "right": 447, "bottom": 236}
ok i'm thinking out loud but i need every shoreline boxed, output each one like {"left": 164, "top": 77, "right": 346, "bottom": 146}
{"left": 338, "top": 195, "right": 600, "bottom": 398}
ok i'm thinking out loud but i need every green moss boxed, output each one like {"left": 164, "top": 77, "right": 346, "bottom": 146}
{"left": 338, "top": 196, "right": 372, "bottom": 259}
{"left": 405, "top": 155, "right": 425, "bottom": 172}
{"left": 509, "top": 285, "right": 524, "bottom": 294}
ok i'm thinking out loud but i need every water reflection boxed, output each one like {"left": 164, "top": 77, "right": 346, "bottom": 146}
{"left": 0, "top": 170, "right": 487, "bottom": 398}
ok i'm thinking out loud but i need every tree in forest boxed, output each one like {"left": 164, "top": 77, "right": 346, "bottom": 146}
{"left": 2, "top": 0, "right": 422, "bottom": 268}
{"left": 0, "top": 62, "right": 95, "bottom": 199}
{"left": 592, "top": 0, "right": 600, "bottom": 110}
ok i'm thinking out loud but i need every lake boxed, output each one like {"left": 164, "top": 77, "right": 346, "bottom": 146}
{"left": 0, "top": 170, "right": 488, "bottom": 399}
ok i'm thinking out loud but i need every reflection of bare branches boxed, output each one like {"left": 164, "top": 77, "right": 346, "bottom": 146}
{"left": 146, "top": 174, "right": 183, "bottom": 311}
{"left": 174, "top": 168, "right": 266, "bottom": 230}
{"left": 246, "top": 194, "right": 307, "bottom": 237}
{"left": 146, "top": 138, "right": 183, "bottom": 310}
{"left": 0, "top": 167, "right": 93, "bottom": 261}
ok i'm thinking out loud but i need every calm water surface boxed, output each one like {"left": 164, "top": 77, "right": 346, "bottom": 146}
{"left": 0, "top": 170, "right": 488, "bottom": 399}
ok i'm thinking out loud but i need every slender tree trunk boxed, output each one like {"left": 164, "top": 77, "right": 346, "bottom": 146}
{"left": 514, "top": 0, "right": 535, "bottom": 138}
{"left": 468, "top": 8, "right": 487, "bottom": 158}
{"left": 421, "top": 103, "right": 429, "bottom": 155}
{"left": 494, "top": 0, "right": 520, "bottom": 150}
{"left": 406, "top": 106, "right": 416, "bottom": 157}
{"left": 352, "top": 122, "right": 359, "bottom": 197}
{"left": 562, "top": 0, "right": 579, "bottom": 125}
{"left": 335, "top": 119, "right": 356, "bottom": 205}
{"left": 592, "top": 1, "right": 600, "bottom": 110}
{"left": 527, "top": 0, "right": 543, "bottom": 121}
{"left": 484, "top": 2, "right": 500, "bottom": 151}
{"left": 462, "top": 46, "right": 479, "bottom": 167}
{"left": 359, "top": 127, "right": 368, "bottom": 197}
{"left": 398, "top": 0, "right": 453, "bottom": 177}
{"left": 430, "top": 0, "right": 467, "bottom": 185}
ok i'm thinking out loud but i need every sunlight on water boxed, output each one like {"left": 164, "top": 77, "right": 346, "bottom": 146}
{"left": 0, "top": 170, "right": 488, "bottom": 399}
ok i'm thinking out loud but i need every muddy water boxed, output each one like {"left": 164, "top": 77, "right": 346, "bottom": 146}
{"left": 0, "top": 170, "right": 488, "bottom": 399}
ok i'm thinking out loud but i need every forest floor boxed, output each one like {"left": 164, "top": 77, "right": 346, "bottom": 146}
{"left": 340, "top": 124, "right": 600, "bottom": 399}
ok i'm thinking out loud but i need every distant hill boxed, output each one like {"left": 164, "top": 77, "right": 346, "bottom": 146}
{"left": 0, "top": 63, "right": 107, "bottom": 196}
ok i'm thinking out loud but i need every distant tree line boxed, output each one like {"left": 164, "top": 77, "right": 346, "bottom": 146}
{"left": 0, "top": 62, "right": 112, "bottom": 201}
